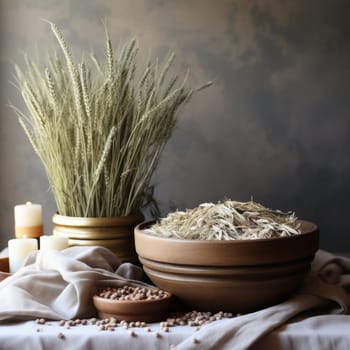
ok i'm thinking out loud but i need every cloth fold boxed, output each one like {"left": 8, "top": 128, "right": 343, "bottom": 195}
{"left": 0, "top": 246, "right": 147, "bottom": 321}
{"left": 1, "top": 247, "right": 350, "bottom": 350}
{"left": 175, "top": 250, "right": 350, "bottom": 350}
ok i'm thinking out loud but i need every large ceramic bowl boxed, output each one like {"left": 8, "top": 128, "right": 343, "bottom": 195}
{"left": 134, "top": 220, "right": 319, "bottom": 313}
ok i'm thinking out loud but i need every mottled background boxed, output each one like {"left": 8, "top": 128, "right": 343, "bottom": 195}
{"left": 0, "top": 0, "right": 349, "bottom": 252}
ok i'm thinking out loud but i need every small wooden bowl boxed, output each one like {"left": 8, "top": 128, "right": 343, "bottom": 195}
{"left": 0, "top": 257, "right": 11, "bottom": 282}
{"left": 93, "top": 289, "right": 172, "bottom": 322}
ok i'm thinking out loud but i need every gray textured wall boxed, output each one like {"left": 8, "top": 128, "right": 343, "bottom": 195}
{"left": 0, "top": 0, "right": 349, "bottom": 252}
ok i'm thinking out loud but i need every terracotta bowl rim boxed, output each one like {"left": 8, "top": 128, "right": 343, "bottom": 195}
{"left": 0, "top": 256, "right": 10, "bottom": 278}
{"left": 135, "top": 219, "right": 318, "bottom": 244}
{"left": 135, "top": 219, "right": 318, "bottom": 266}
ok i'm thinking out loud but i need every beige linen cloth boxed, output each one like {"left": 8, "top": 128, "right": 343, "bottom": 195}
{"left": 0, "top": 246, "right": 147, "bottom": 321}
{"left": 0, "top": 247, "right": 350, "bottom": 350}
{"left": 175, "top": 250, "right": 350, "bottom": 350}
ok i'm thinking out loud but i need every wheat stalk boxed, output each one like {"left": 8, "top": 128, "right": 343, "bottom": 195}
{"left": 12, "top": 22, "right": 210, "bottom": 217}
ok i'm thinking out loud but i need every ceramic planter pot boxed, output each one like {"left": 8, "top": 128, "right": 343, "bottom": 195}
{"left": 53, "top": 213, "right": 144, "bottom": 263}
{"left": 134, "top": 220, "right": 319, "bottom": 312}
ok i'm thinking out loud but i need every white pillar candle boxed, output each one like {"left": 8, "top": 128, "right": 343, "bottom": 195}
{"left": 40, "top": 236, "right": 68, "bottom": 251}
{"left": 8, "top": 238, "right": 38, "bottom": 273}
{"left": 14, "top": 202, "right": 43, "bottom": 238}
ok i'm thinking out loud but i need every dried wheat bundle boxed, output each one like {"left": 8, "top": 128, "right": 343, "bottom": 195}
{"left": 146, "top": 200, "right": 301, "bottom": 240}
{"left": 12, "top": 22, "right": 210, "bottom": 217}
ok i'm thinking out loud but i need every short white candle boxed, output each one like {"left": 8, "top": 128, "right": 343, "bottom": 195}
{"left": 40, "top": 236, "right": 68, "bottom": 251}
{"left": 8, "top": 238, "right": 38, "bottom": 273}
{"left": 15, "top": 202, "right": 42, "bottom": 226}
{"left": 14, "top": 202, "right": 43, "bottom": 238}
